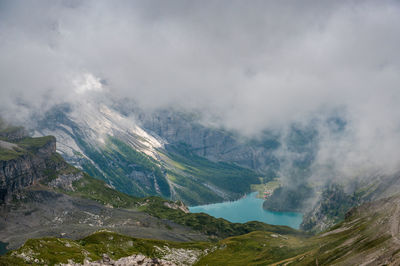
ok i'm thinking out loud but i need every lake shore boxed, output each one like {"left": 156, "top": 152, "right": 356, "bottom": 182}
{"left": 189, "top": 192, "right": 303, "bottom": 229}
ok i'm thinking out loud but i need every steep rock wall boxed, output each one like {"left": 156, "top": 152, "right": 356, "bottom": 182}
{"left": 0, "top": 137, "right": 60, "bottom": 203}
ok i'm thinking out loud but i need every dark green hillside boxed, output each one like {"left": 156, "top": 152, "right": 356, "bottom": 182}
{"left": 165, "top": 143, "right": 261, "bottom": 202}
{"left": 75, "top": 136, "right": 262, "bottom": 205}
{"left": 74, "top": 135, "right": 170, "bottom": 198}
{"left": 59, "top": 173, "right": 297, "bottom": 239}
{"left": 138, "top": 196, "right": 300, "bottom": 239}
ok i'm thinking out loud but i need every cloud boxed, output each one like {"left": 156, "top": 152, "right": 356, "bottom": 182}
{"left": 1, "top": 0, "right": 400, "bottom": 177}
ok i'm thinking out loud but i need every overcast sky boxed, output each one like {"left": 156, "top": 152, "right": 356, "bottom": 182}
{"left": 1, "top": 0, "right": 400, "bottom": 177}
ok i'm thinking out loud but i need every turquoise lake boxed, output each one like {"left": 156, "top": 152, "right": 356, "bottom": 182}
{"left": 189, "top": 192, "right": 303, "bottom": 229}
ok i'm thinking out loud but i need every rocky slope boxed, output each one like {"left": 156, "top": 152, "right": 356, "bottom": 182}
{"left": 0, "top": 125, "right": 62, "bottom": 203}
{"left": 34, "top": 104, "right": 262, "bottom": 205}
{"left": 301, "top": 172, "right": 400, "bottom": 232}
{"left": 197, "top": 193, "right": 400, "bottom": 265}
{"left": 3, "top": 192, "right": 400, "bottom": 265}
{"left": 136, "top": 109, "right": 281, "bottom": 173}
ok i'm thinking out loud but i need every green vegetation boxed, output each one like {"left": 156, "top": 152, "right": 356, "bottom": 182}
{"left": 163, "top": 143, "right": 261, "bottom": 204}
{"left": 263, "top": 184, "right": 314, "bottom": 212}
{"left": 0, "top": 136, "right": 55, "bottom": 161}
{"left": 138, "top": 196, "right": 301, "bottom": 239}
{"left": 1, "top": 128, "right": 396, "bottom": 265}
{"left": 198, "top": 195, "right": 398, "bottom": 265}
{"left": 166, "top": 143, "right": 260, "bottom": 194}
{"left": 165, "top": 170, "right": 224, "bottom": 205}
{"left": 73, "top": 134, "right": 263, "bottom": 205}
{"left": 196, "top": 231, "right": 313, "bottom": 266}
{"left": 0, "top": 145, "right": 25, "bottom": 161}
{"left": 2, "top": 198, "right": 394, "bottom": 266}
{"left": 0, "top": 231, "right": 212, "bottom": 265}
{"left": 80, "top": 231, "right": 210, "bottom": 259}
{"left": 66, "top": 174, "right": 141, "bottom": 208}
{"left": 108, "top": 137, "right": 163, "bottom": 179}
{"left": 75, "top": 134, "right": 170, "bottom": 198}
{"left": 108, "top": 137, "right": 171, "bottom": 197}
{"left": 60, "top": 171, "right": 300, "bottom": 240}
{"left": 16, "top": 136, "right": 55, "bottom": 151}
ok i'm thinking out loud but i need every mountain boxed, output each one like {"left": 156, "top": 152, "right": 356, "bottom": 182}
{"left": 30, "top": 102, "right": 396, "bottom": 236}
{"left": 135, "top": 107, "right": 281, "bottom": 173}
{"left": 301, "top": 172, "right": 400, "bottom": 232}
{"left": 0, "top": 124, "right": 297, "bottom": 258}
{"left": 2, "top": 116, "right": 400, "bottom": 265}
{"left": 34, "top": 103, "right": 264, "bottom": 205}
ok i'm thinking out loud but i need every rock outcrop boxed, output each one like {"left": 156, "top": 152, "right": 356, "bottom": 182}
{"left": 163, "top": 201, "right": 189, "bottom": 213}
{"left": 0, "top": 136, "right": 62, "bottom": 203}
{"left": 65, "top": 254, "right": 177, "bottom": 266}
{"left": 300, "top": 184, "right": 357, "bottom": 232}
{"left": 138, "top": 110, "right": 280, "bottom": 173}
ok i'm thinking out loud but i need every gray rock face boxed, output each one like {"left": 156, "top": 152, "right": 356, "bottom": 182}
{"left": 138, "top": 110, "right": 280, "bottom": 173}
{"left": 301, "top": 174, "right": 400, "bottom": 232}
{"left": 163, "top": 201, "right": 189, "bottom": 214}
{"left": 48, "top": 172, "right": 84, "bottom": 191}
{"left": 68, "top": 253, "right": 177, "bottom": 266}
{"left": 0, "top": 137, "right": 60, "bottom": 203}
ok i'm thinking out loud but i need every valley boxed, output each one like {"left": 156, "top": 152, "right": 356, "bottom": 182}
{"left": 1, "top": 1, "right": 399, "bottom": 264}
{"left": 2, "top": 120, "right": 400, "bottom": 265}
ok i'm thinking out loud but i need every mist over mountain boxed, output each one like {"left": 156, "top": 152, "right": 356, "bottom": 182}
{"left": 1, "top": 1, "right": 400, "bottom": 184}
{"left": 2, "top": 1, "right": 400, "bottom": 264}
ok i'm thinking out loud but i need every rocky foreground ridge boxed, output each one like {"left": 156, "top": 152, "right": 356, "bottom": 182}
{"left": 4, "top": 193, "right": 400, "bottom": 265}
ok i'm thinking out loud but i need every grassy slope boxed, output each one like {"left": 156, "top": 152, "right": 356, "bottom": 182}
{"left": 0, "top": 231, "right": 212, "bottom": 265}
{"left": 61, "top": 172, "right": 299, "bottom": 239}
{"left": 196, "top": 231, "right": 313, "bottom": 266}
{"left": 0, "top": 136, "right": 55, "bottom": 161}
{"left": 2, "top": 138, "right": 397, "bottom": 265}
{"left": 138, "top": 196, "right": 301, "bottom": 239}
{"left": 76, "top": 135, "right": 169, "bottom": 198}
{"left": 3, "top": 196, "right": 396, "bottom": 266}
{"left": 76, "top": 135, "right": 262, "bottom": 205}
{"left": 62, "top": 173, "right": 141, "bottom": 209}
{"left": 197, "top": 196, "right": 400, "bottom": 265}
{"left": 166, "top": 143, "right": 260, "bottom": 194}
{"left": 0, "top": 146, "right": 25, "bottom": 161}
{"left": 163, "top": 143, "right": 261, "bottom": 205}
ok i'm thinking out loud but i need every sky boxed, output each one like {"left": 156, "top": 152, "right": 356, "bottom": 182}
{"left": 1, "top": 0, "right": 400, "bottom": 179}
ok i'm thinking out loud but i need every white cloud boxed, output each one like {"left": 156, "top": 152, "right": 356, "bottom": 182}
{"left": 1, "top": 0, "right": 400, "bottom": 178}
{"left": 74, "top": 73, "right": 103, "bottom": 94}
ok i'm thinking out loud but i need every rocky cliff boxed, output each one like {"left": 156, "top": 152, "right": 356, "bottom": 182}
{"left": 301, "top": 173, "right": 400, "bottom": 232}
{"left": 138, "top": 109, "right": 280, "bottom": 174}
{"left": 300, "top": 184, "right": 357, "bottom": 232}
{"left": 0, "top": 135, "right": 62, "bottom": 203}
